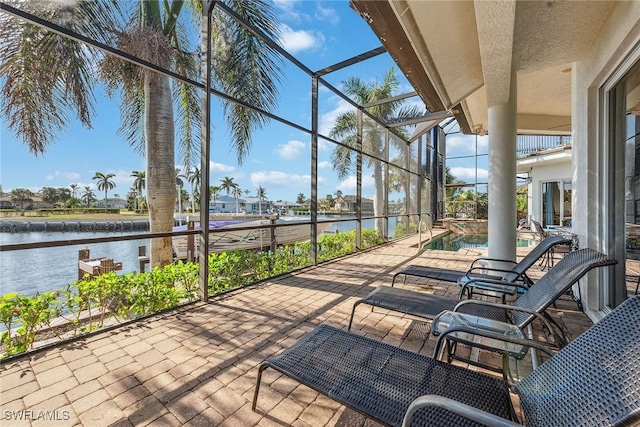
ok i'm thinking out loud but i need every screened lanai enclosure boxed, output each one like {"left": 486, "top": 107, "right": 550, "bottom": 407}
{"left": 0, "top": 0, "right": 447, "bottom": 307}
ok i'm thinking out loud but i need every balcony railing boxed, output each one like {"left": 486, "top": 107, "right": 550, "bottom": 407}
{"left": 516, "top": 134, "right": 572, "bottom": 157}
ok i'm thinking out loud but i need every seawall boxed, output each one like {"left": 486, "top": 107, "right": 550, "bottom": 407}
{"left": 0, "top": 220, "right": 150, "bottom": 233}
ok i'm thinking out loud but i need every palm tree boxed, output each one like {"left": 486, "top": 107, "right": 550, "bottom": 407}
{"left": 256, "top": 185, "right": 267, "bottom": 214}
{"left": 1, "top": 1, "right": 284, "bottom": 267}
{"left": 220, "top": 176, "right": 237, "bottom": 196}
{"left": 131, "top": 170, "right": 146, "bottom": 211}
{"left": 69, "top": 183, "right": 79, "bottom": 198}
{"left": 81, "top": 186, "right": 96, "bottom": 208}
{"left": 186, "top": 167, "right": 200, "bottom": 213}
{"left": 209, "top": 185, "right": 220, "bottom": 213}
{"left": 92, "top": 172, "right": 116, "bottom": 212}
{"left": 329, "top": 68, "right": 422, "bottom": 234}
{"left": 232, "top": 186, "right": 242, "bottom": 213}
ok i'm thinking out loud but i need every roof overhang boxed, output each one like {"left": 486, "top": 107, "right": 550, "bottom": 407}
{"left": 516, "top": 146, "right": 573, "bottom": 173}
{"left": 351, "top": 0, "right": 617, "bottom": 136}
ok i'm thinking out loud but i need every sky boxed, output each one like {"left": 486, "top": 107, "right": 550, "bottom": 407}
{"left": 0, "top": 0, "right": 484, "bottom": 203}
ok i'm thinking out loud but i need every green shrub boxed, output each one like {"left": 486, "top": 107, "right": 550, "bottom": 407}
{"left": 1, "top": 228, "right": 387, "bottom": 359}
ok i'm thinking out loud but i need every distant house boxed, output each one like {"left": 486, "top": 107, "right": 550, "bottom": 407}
{"left": 272, "top": 201, "right": 301, "bottom": 215}
{"left": 0, "top": 193, "right": 14, "bottom": 209}
{"left": 0, "top": 192, "right": 53, "bottom": 210}
{"left": 335, "top": 195, "right": 374, "bottom": 213}
{"left": 209, "top": 194, "right": 243, "bottom": 213}
{"left": 94, "top": 198, "right": 127, "bottom": 209}
{"left": 516, "top": 143, "right": 572, "bottom": 228}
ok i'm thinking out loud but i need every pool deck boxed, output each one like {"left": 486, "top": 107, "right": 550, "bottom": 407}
{"left": 1, "top": 229, "right": 637, "bottom": 426}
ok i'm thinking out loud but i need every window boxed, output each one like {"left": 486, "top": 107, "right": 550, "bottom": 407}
{"left": 541, "top": 180, "right": 571, "bottom": 228}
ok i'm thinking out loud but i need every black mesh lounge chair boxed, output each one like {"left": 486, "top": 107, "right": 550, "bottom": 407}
{"left": 348, "top": 249, "right": 616, "bottom": 364}
{"left": 403, "top": 295, "right": 640, "bottom": 427}
{"left": 254, "top": 296, "right": 640, "bottom": 427}
{"left": 530, "top": 219, "right": 578, "bottom": 270}
{"left": 392, "top": 234, "right": 572, "bottom": 300}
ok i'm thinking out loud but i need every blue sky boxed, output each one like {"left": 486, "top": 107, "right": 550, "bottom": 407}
{"left": 0, "top": 0, "right": 483, "bottom": 202}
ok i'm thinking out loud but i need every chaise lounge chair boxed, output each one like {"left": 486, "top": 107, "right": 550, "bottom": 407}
{"left": 253, "top": 295, "right": 640, "bottom": 426}
{"left": 530, "top": 219, "right": 577, "bottom": 270}
{"left": 348, "top": 249, "right": 616, "bottom": 364}
{"left": 392, "top": 234, "right": 572, "bottom": 300}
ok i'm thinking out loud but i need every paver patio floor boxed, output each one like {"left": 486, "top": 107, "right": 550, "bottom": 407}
{"left": 1, "top": 231, "right": 635, "bottom": 426}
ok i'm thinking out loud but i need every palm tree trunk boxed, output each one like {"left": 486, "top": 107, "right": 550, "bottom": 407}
{"left": 190, "top": 183, "right": 195, "bottom": 213}
{"left": 373, "top": 161, "right": 384, "bottom": 235}
{"left": 145, "top": 73, "right": 175, "bottom": 268}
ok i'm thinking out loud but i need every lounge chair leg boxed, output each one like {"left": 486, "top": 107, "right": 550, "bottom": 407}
{"left": 446, "top": 340, "right": 457, "bottom": 364}
{"left": 348, "top": 301, "right": 364, "bottom": 331}
{"left": 252, "top": 364, "right": 268, "bottom": 411}
{"left": 391, "top": 273, "right": 400, "bottom": 287}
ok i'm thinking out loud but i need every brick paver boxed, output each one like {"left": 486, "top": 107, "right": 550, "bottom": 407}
{"left": 1, "top": 231, "right": 634, "bottom": 426}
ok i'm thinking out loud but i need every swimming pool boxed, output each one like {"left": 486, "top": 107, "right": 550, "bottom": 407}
{"left": 424, "top": 233, "right": 537, "bottom": 251}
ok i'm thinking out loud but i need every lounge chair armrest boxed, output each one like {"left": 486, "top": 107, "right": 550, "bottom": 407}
{"left": 432, "top": 325, "right": 557, "bottom": 359}
{"left": 466, "top": 266, "right": 524, "bottom": 277}
{"left": 460, "top": 278, "right": 529, "bottom": 296}
{"left": 453, "top": 299, "right": 525, "bottom": 312}
{"left": 402, "top": 395, "right": 521, "bottom": 427}
{"left": 469, "top": 257, "right": 517, "bottom": 269}
{"left": 451, "top": 300, "right": 564, "bottom": 343}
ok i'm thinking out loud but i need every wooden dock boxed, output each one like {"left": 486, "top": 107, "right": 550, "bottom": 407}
{"left": 77, "top": 249, "right": 123, "bottom": 279}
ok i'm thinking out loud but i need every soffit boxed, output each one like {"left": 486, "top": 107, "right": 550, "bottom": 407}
{"left": 351, "top": 0, "right": 616, "bottom": 135}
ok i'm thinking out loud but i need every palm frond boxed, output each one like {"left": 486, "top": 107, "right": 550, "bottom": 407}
{"left": 0, "top": 0, "right": 123, "bottom": 155}
{"left": 172, "top": 21, "right": 201, "bottom": 169}
{"left": 118, "top": 88, "right": 146, "bottom": 156}
{"left": 213, "top": 0, "right": 284, "bottom": 164}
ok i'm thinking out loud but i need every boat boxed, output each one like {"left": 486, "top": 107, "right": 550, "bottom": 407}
{"left": 172, "top": 217, "right": 333, "bottom": 256}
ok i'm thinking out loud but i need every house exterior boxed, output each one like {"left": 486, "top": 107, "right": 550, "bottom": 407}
{"left": 335, "top": 195, "right": 374, "bottom": 213}
{"left": 351, "top": 0, "right": 640, "bottom": 320}
{"left": 95, "top": 198, "right": 128, "bottom": 209}
{"left": 517, "top": 144, "right": 573, "bottom": 228}
{"left": 209, "top": 194, "right": 240, "bottom": 213}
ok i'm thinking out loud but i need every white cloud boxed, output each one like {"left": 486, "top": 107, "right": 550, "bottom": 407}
{"left": 445, "top": 133, "right": 488, "bottom": 157}
{"left": 338, "top": 174, "right": 376, "bottom": 193}
{"left": 45, "top": 171, "right": 81, "bottom": 181}
{"left": 74, "top": 182, "right": 96, "bottom": 191}
{"left": 318, "top": 161, "right": 331, "bottom": 169}
{"left": 111, "top": 170, "right": 135, "bottom": 187}
{"left": 319, "top": 98, "right": 353, "bottom": 137}
{"left": 273, "top": 0, "right": 297, "bottom": 11}
{"left": 210, "top": 161, "right": 235, "bottom": 173}
{"left": 449, "top": 167, "right": 488, "bottom": 183}
{"left": 276, "top": 140, "right": 306, "bottom": 159}
{"left": 318, "top": 139, "right": 330, "bottom": 151}
{"left": 250, "top": 170, "right": 326, "bottom": 189}
{"left": 315, "top": 4, "right": 340, "bottom": 24}
{"left": 279, "top": 24, "right": 323, "bottom": 54}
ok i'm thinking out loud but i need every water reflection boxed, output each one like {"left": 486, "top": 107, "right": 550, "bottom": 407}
{"left": 1, "top": 216, "right": 400, "bottom": 296}
{"left": 0, "top": 231, "right": 148, "bottom": 296}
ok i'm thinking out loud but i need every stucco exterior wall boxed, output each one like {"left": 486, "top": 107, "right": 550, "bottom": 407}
{"left": 572, "top": 1, "right": 640, "bottom": 319}
{"left": 527, "top": 160, "right": 572, "bottom": 225}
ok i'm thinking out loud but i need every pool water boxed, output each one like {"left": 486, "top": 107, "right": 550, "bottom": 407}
{"left": 424, "top": 233, "right": 537, "bottom": 251}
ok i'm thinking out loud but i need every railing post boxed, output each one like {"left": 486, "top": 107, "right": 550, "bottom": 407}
{"left": 187, "top": 220, "right": 195, "bottom": 262}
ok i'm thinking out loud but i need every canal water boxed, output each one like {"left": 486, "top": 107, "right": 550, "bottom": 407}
{"left": 1, "top": 216, "right": 398, "bottom": 297}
